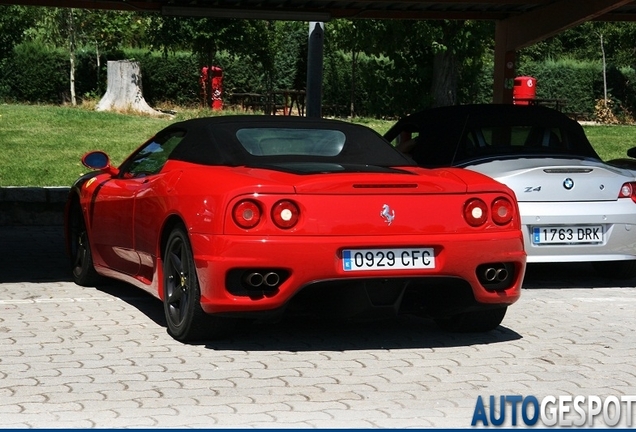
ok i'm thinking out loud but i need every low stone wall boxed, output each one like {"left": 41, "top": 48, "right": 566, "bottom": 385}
{"left": 0, "top": 187, "right": 69, "bottom": 226}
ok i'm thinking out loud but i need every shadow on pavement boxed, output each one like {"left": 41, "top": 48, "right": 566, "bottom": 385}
{"left": 201, "top": 315, "right": 523, "bottom": 352}
{"left": 100, "top": 282, "right": 525, "bottom": 350}
{"left": 522, "top": 262, "right": 636, "bottom": 289}
{"left": 88, "top": 280, "right": 524, "bottom": 351}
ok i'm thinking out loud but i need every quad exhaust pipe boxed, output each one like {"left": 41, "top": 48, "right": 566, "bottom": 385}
{"left": 483, "top": 266, "right": 509, "bottom": 282}
{"left": 244, "top": 271, "right": 281, "bottom": 288}
{"left": 477, "top": 263, "right": 513, "bottom": 290}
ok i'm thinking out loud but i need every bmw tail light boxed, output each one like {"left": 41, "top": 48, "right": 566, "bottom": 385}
{"left": 233, "top": 200, "right": 261, "bottom": 229}
{"left": 619, "top": 182, "right": 636, "bottom": 203}
{"left": 271, "top": 200, "right": 300, "bottom": 229}
{"left": 491, "top": 197, "right": 514, "bottom": 225}
{"left": 464, "top": 198, "right": 488, "bottom": 227}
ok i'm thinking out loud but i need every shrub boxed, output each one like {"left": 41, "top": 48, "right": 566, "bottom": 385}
{"left": 594, "top": 98, "right": 619, "bottom": 124}
{"left": 0, "top": 42, "right": 68, "bottom": 103}
{"left": 2, "top": 42, "right": 636, "bottom": 123}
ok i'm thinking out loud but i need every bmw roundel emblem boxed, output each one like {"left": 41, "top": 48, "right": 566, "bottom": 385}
{"left": 563, "top": 178, "right": 574, "bottom": 190}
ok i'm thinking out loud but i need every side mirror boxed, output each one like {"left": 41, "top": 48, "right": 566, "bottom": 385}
{"left": 627, "top": 147, "right": 636, "bottom": 159}
{"left": 82, "top": 151, "right": 110, "bottom": 169}
{"left": 81, "top": 151, "right": 120, "bottom": 176}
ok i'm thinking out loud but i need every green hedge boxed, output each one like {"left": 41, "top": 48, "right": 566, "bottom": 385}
{"left": 517, "top": 58, "right": 636, "bottom": 120}
{"left": 0, "top": 42, "right": 72, "bottom": 103}
{"left": 518, "top": 59, "right": 599, "bottom": 116}
{"left": 0, "top": 42, "right": 435, "bottom": 116}
{"left": 0, "top": 44, "right": 257, "bottom": 107}
{"left": 2, "top": 43, "right": 635, "bottom": 121}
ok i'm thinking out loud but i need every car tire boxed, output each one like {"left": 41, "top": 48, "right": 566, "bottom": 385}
{"left": 162, "top": 225, "right": 230, "bottom": 342}
{"left": 68, "top": 201, "right": 103, "bottom": 286}
{"left": 592, "top": 260, "right": 636, "bottom": 280}
{"left": 434, "top": 306, "right": 507, "bottom": 333}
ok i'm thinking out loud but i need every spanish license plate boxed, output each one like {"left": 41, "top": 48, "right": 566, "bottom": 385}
{"left": 532, "top": 225, "right": 603, "bottom": 244}
{"left": 342, "top": 248, "right": 435, "bottom": 271}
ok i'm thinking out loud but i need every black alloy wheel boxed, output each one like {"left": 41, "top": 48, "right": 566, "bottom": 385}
{"left": 68, "top": 201, "right": 102, "bottom": 286}
{"left": 163, "top": 225, "right": 225, "bottom": 342}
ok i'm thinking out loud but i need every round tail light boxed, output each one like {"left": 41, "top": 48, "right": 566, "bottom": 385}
{"left": 271, "top": 200, "right": 300, "bottom": 229}
{"left": 464, "top": 198, "right": 488, "bottom": 227}
{"left": 233, "top": 200, "right": 261, "bottom": 229}
{"left": 491, "top": 197, "right": 514, "bottom": 225}
{"left": 619, "top": 182, "right": 636, "bottom": 203}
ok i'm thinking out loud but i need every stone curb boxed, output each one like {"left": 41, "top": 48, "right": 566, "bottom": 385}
{"left": 0, "top": 187, "right": 70, "bottom": 226}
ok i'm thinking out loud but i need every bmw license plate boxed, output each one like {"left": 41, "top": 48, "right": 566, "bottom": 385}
{"left": 532, "top": 225, "right": 603, "bottom": 244}
{"left": 342, "top": 248, "right": 435, "bottom": 271}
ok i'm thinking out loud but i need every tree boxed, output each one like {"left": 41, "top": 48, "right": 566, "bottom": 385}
{"left": 147, "top": 16, "right": 270, "bottom": 64}
{"left": 330, "top": 19, "right": 493, "bottom": 111}
{"left": 0, "top": 6, "right": 37, "bottom": 61}
{"left": 23, "top": 8, "right": 152, "bottom": 104}
{"left": 28, "top": 8, "right": 81, "bottom": 105}
{"left": 329, "top": 19, "right": 384, "bottom": 117}
{"left": 330, "top": 19, "right": 437, "bottom": 115}
{"left": 428, "top": 20, "right": 493, "bottom": 107}
{"left": 67, "top": 9, "right": 77, "bottom": 105}
{"left": 147, "top": 16, "right": 307, "bottom": 110}
{"left": 518, "top": 21, "right": 636, "bottom": 67}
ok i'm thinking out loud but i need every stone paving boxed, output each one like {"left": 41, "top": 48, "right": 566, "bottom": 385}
{"left": 1, "top": 225, "right": 636, "bottom": 428}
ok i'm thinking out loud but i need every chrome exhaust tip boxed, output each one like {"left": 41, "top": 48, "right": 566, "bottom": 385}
{"left": 495, "top": 268, "right": 508, "bottom": 282}
{"left": 263, "top": 272, "right": 280, "bottom": 287}
{"left": 244, "top": 272, "right": 264, "bottom": 287}
{"left": 484, "top": 267, "right": 498, "bottom": 282}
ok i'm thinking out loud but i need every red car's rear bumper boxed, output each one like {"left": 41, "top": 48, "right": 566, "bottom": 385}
{"left": 189, "top": 232, "right": 525, "bottom": 314}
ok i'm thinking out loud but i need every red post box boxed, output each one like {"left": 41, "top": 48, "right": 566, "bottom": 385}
{"left": 200, "top": 66, "right": 223, "bottom": 110}
{"left": 513, "top": 76, "right": 536, "bottom": 105}
{"left": 210, "top": 66, "right": 223, "bottom": 111}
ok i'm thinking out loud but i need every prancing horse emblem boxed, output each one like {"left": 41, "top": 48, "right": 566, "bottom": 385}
{"left": 380, "top": 204, "right": 395, "bottom": 225}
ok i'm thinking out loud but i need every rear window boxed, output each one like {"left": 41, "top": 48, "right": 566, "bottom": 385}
{"left": 467, "top": 126, "right": 565, "bottom": 149}
{"left": 236, "top": 128, "right": 346, "bottom": 157}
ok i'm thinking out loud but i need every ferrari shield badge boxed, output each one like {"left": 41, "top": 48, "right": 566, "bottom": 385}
{"left": 380, "top": 204, "right": 395, "bottom": 225}
{"left": 85, "top": 177, "right": 96, "bottom": 188}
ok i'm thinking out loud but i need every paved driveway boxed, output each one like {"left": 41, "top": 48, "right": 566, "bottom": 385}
{"left": 1, "top": 226, "right": 635, "bottom": 428}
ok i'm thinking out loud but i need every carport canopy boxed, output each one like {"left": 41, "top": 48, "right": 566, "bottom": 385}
{"left": 1, "top": 0, "right": 635, "bottom": 104}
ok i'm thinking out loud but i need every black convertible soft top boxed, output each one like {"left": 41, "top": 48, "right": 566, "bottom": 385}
{"left": 160, "top": 115, "right": 415, "bottom": 169}
{"left": 384, "top": 104, "right": 601, "bottom": 167}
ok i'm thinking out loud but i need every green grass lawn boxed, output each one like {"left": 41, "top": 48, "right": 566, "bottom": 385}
{"left": 582, "top": 124, "right": 636, "bottom": 161}
{"left": 1, "top": 103, "right": 636, "bottom": 187}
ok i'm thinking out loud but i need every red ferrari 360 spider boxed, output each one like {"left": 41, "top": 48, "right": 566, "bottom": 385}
{"left": 65, "top": 115, "right": 525, "bottom": 342}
